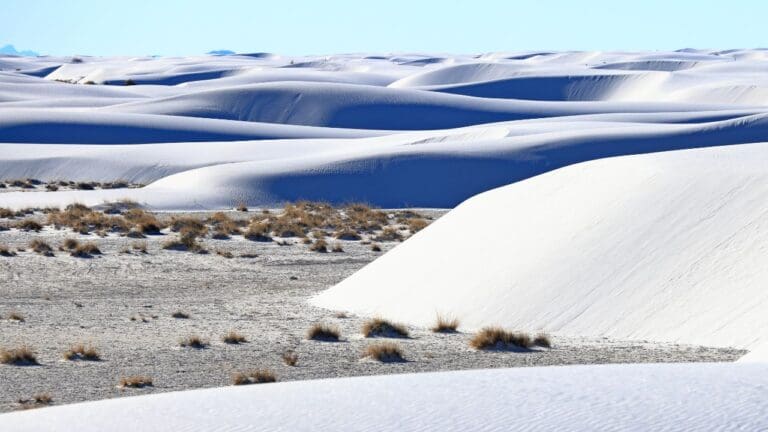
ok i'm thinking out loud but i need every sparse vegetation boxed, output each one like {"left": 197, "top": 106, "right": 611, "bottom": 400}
{"left": 371, "top": 243, "right": 382, "bottom": 252}
{"left": 469, "top": 327, "right": 533, "bottom": 350}
{"left": 331, "top": 243, "right": 344, "bottom": 253}
{"left": 282, "top": 351, "right": 298, "bottom": 366}
{"left": 63, "top": 343, "right": 100, "bottom": 361}
{"left": 407, "top": 218, "right": 429, "bottom": 233}
{"left": 179, "top": 335, "right": 208, "bottom": 349}
{"left": 222, "top": 330, "right": 247, "bottom": 344}
{"left": 306, "top": 323, "right": 341, "bottom": 341}
{"left": 29, "top": 239, "right": 54, "bottom": 256}
{"left": 0, "top": 245, "right": 16, "bottom": 257}
{"left": 362, "top": 318, "right": 409, "bottom": 338}
{"left": 362, "top": 342, "right": 405, "bottom": 362}
{"left": 533, "top": 333, "right": 552, "bottom": 348}
{"left": 17, "top": 393, "right": 52, "bottom": 410}
{"left": 431, "top": 315, "right": 459, "bottom": 333}
{"left": 232, "top": 369, "right": 276, "bottom": 385}
{"left": 0, "top": 346, "right": 39, "bottom": 366}
{"left": 17, "top": 219, "right": 43, "bottom": 232}
{"left": 70, "top": 242, "right": 101, "bottom": 258}
{"left": 171, "top": 311, "right": 190, "bottom": 319}
{"left": 119, "top": 375, "right": 153, "bottom": 388}
{"left": 7, "top": 311, "right": 25, "bottom": 322}
{"left": 309, "top": 239, "right": 328, "bottom": 253}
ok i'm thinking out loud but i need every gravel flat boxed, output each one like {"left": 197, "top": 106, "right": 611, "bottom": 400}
{"left": 0, "top": 211, "right": 746, "bottom": 412}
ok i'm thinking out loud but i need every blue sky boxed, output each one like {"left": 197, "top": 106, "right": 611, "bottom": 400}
{"left": 2, "top": 0, "right": 766, "bottom": 56}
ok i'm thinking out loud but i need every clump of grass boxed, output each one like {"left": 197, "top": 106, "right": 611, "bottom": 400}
{"left": 374, "top": 227, "right": 402, "bottom": 242}
{"left": 29, "top": 239, "right": 54, "bottom": 256}
{"left": 306, "top": 323, "right": 341, "bottom": 341}
{"left": 469, "top": 327, "right": 533, "bottom": 350}
{"left": 61, "top": 238, "right": 79, "bottom": 250}
{"left": 362, "top": 342, "right": 405, "bottom": 362}
{"left": 0, "top": 245, "right": 16, "bottom": 257}
{"left": 309, "top": 239, "right": 328, "bottom": 253}
{"left": 331, "top": 243, "right": 344, "bottom": 253}
{"left": 371, "top": 243, "right": 382, "bottom": 252}
{"left": 222, "top": 330, "right": 247, "bottom": 344}
{"left": 132, "top": 241, "right": 148, "bottom": 253}
{"left": 0, "top": 208, "right": 14, "bottom": 218}
{"left": 431, "top": 315, "right": 459, "bottom": 333}
{"left": 7, "top": 311, "right": 25, "bottom": 322}
{"left": 361, "top": 318, "right": 409, "bottom": 338}
{"left": 216, "top": 250, "right": 234, "bottom": 259}
{"left": 119, "top": 375, "right": 152, "bottom": 388}
{"left": 232, "top": 369, "right": 276, "bottom": 385}
{"left": 70, "top": 242, "right": 101, "bottom": 258}
{"left": 334, "top": 229, "right": 361, "bottom": 241}
{"left": 533, "top": 333, "right": 552, "bottom": 348}
{"left": 244, "top": 221, "right": 272, "bottom": 242}
{"left": 162, "top": 231, "right": 205, "bottom": 253}
{"left": 17, "top": 219, "right": 43, "bottom": 232}
{"left": 282, "top": 351, "right": 298, "bottom": 366}
{"left": 17, "top": 393, "right": 52, "bottom": 410}
{"left": 334, "top": 311, "right": 349, "bottom": 319}
{"left": 407, "top": 218, "right": 429, "bottom": 233}
{"left": 179, "top": 335, "right": 208, "bottom": 349}
{"left": 171, "top": 311, "right": 190, "bottom": 319}
{"left": 0, "top": 346, "right": 39, "bottom": 366}
{"left": 63, "top": 343, "right": 100, "bottom": 361}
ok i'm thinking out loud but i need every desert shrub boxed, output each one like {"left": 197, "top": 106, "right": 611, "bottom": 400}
{"left": 374, "top": 227, "right": 403, "bottom": 242}
{"left": 0, "top": 245, "right": 16, "bottom": 257}
{"left": 179, "top": 335, "right": 208, "bottom": 349}
{"left": 222, "top": 331, "right": 247, "bottom": 344}
{"left": 431, "top": 315, "right": 459, "bottom": 333}
{"left": 407, "top": 218, "right": 429, "bottom": 233}
{"left": 216, "top": 249, "right": 234, "bottom": 258}
{"left": 208, "top": 212, "right": 241, "bottom": 238}
{"left": 362, "top": 318, "right": 409, "bottom": 338}
{"left": 131, "top": 241, "right": 148, "bottom": 253}
{"left": 333, "top": 228, "right": 361, "bottom": 240}
{"left": 75, "top": 182, "right": 96, "bottom": 190}
{"left": 63, "top": 343, "right": 100, "bottom": 361}
{"left": 61, "top": 238, "right": 79, "bottom": 250}
{"left": 306, "top": 323, "right": 341, "bottom": 341}
{"left": 70, "top": 242, "right": 101, "bottom": 258}
{"left": 232, "top": 369, "right": 276, "bottom": 385}
{"left": 162, "top": 232, "right": 204, "bottom": 252}
{"left": 45, "top": 184, "right": 59, "bottom": 191}
{"left": 282, "top": 351, "right": 298, "bottom": 366}
{"left": 334, "top": 311, "right": 349, "bottom": 319}
{"left": 331, "top": 243, "right": 344, "bottom": 253}
{"left": 343, "top": 203, "right": 388, "bottom": 232}
{"left": 169, "top": 216, "right": 207, "bottom": 236}
{"left": 469, "top": 327, "right": 533, "bottom": 350}
{"left": 17, "top": 393, "right": 52, "bottom": 409}
{"left": 17, "top": 219, "right": 43, "bottom": 232}
{"left": 371, "top": 243, "right": 382, "bottom": 252}
{"left": 0, "top": 208, "right": 14, "bottom": 218}
{"left": 29, "top": 239, "right": 54, "bottom": 256}
{"left": 123, "top": 209, "right": 162, "bottom": 234}
{"left": 244, "top": 221, "right": 272, "bottom": 241}
{"left": 533, "top": 333, "right": 552, "bottom": 348}
{"left": 171, "top": 311, "right": 190, "bottom": 319}
{"left": 7, "top": 311, "right": 25, "bottom": 322}
{"left": 309, "top": 239, "right": 328, "bottom": 253}
{"left": 0, "top": 346, "right": 39, "bottom": 365}
{"left": 362, "top": 342, "right": 405, "bottom": 362}
{"left": 119, "top": 376, "right": 152, "bottom": 388}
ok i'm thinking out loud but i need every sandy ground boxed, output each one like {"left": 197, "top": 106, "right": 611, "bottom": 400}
{"left": 0, "top": 211, "right": 745, "bottom": 412}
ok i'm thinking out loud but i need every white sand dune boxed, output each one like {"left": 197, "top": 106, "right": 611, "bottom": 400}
{"left": 2, "top": 363, "right": 767, "bottom": 432}
{"left": 313, "top": 142, "right": 768, "bottom": 350}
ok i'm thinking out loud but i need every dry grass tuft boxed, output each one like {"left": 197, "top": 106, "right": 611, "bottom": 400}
{"left": 17, "top": 219, "right": 43, "bottom": 232}
{"left": 132, "top": 241, "right": 148, "bottom": 253}
{"left": 7, "top": 311, "right": 25, "bottom": 322}
{"left": 334, "top": 229, "right": 361, "bottom": 241}
{"left": 63, "top": 343, "right": 100, "bottom": 361}
{"left": 0, "top": 245, "right": 16, "bottom": 257}
{"left": 171, "top": 311, "right": 190, "bottom": 319}
{"left": 216, "top": 249, "right": 234, "bottom": 259}
{"left": 179, "top": 335, "right": 208, "bottom": 349}
{"left": 70, "top": 242, "right": 101, "bottom": 258}
{"left": 222, "top": 330, "right": 247, "bottom": 344}
{"left": 309, "top": 239, "right": 328, "bottom": 253}
{"left": 306, "top": 323, "right": 341, "bottom": 341}
{"left": 533, "top": 333, "right": 552, "bottom": 348}
{"left": 431, "top": 315, "right": 459, "bottom": 333}
{"left": 61, "top": 238, "right": 79, "bottom": 250}
{"left": 407, "top": 218, "right": 429, "bottom": 233}
{"left": 282, "top": 351, "right": 298, "bottom": 366}
{"left": 244, "top": 221, "right": 272, "bottom": 242}
{"left": 232, "top": 369, "right": 276, "bottom": 385}
{"left": 362, "top": 342, "right": 405, "bottom": 362}
{"left": 370, "top": 243, "right": 382, "bottom": 252}
{"left": 0, "top": 208, "right": 14, "bottom": 218}
{"left": 17, "top": 393, "right": 53, "bottom": 410}
{"left": 334, "top": 311, "right": 349, "bottom": 319}
{"left": 469, "top": 327, "right": 533, "bottom": 350}
{"left": 361, "top": 318, "right": 409, "bottom": 338}
{"left": 0, "top": 345, "right": 39, "bottom": 365}
{"left": 29, "top": 239, "right": 54, "bottom": 256}
{"left": 119, "top": 375, "right": 153, "bottom": 389}
{"left": 374, "top": 227, "right": 403, "bottom": 242}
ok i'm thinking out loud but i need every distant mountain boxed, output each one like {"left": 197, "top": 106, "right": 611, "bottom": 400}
{"left": 0, "top": 44, "right": 39, "bottom": 56}
{"left": 207, "top": 49, "right": 235, "bottom": 56}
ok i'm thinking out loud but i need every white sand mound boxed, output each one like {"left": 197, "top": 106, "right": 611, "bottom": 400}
{"left": 2, "top": 363, "right": 767, "bottom": 432}
{"left": 313, "top": 142, "right": 768, "bottom": 349}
